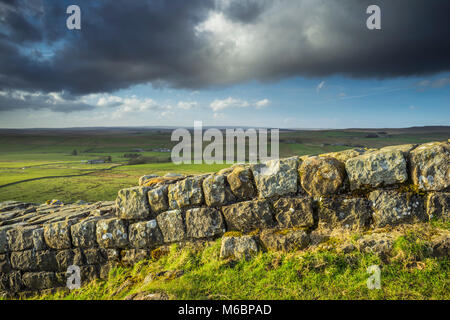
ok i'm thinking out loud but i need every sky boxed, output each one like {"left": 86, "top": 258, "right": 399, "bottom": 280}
{"left": 0, "top": 0, "right": 449, "bottom": 129}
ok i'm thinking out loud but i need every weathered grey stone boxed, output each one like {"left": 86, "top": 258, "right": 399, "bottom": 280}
{"left": 35, "top": 250, "right": 58, "bottom": 271}
{"left": 22, "top": 272, "right": 58, "bottom": 290}
{"left": 147, "top": 185, "right": 169, "bottom": 214}
{"left": 129, "top": 220, "right": 163, "bottom": 248}
{"left": 299, "top": 156, "right": 346, "bottom": 196}
{"left": 116, "top": 186, "right": 151, "bottom": 220}
{"left": 319, "top": 148, "right": 367, "bottom": 163}
{"left": 202, "top": 174, "right": 235, "bottom": 207}
{"left": 226, "top": 166, "right": 256, "bottom": 199}
{"left": 71, "top": 219, "right": 98, "bottom": 248}
{"left": 0, "top": 254, "right": 11, "bottom": 273}
{"left": 96, "top": 218, "right": 129, "bottom": 248}
{"left": 79, "top": 265, "right": 99, "bottom": 285}
{"left": 55, "top": 249, "right": 83, "bottom": 272}
{"left": 7, "top": 271, "right": 22, "bottom": 293}
{"left": 105, "top": 248, "right": 120, "bottom": 261}
{"left": 6, "top": 227, "right": 35, "bottom": 251}
{"left": 318, "top": 197, "right": 372, "bottom": 231}
{"left": 83, "top": 248, "right": 107, "bottom": 265}
{"left": 9, "top": 250, "right": 57, "bottom": 272}
{"left": 410, "top": 141, "right": 450, "bottom": 191}
{"left": 345, "top": 150, "right": 408, "bottom": 190}
{"left": 426, "top": 192, "right": 450, "bottom": 221}
{"left": 379, "top": 144, "right": 417, "bottom": 156}
{"left": 356, "top": 233, "right": 394, "bottom": 258}
{"left": 185, "top": 208, "right": 225, "bottom": 239}
{"left": 0, "top": 228, "right": 8, "bottom": 254}
{"left": 220, "top": 236, "right": 259, "bottom": 260}
{"left": 260, "top": 229, "right": 310, "bottom": 252}
{"left": 369, "top": 190, "right": 426, "bottom": 228}
{"left": 156, "top": 210, "right": 185, "bottom": 243}
{"left": 251, "top": 157, "right": 299, "bottom": 198}
{"left": 44, "top": 221, "right": 74, "bottom": 249}
{"left": 431, "top": 235, "right": 449, "bottom": 258}
{"left": 32, "top": 228, "right": 47, "bottom": 250}
{"left": 168, "top": 176, "right": 205, "bottom": 209}
{"left": 139, "top": 174, "right": 159, "bottom": 186}
{"left": 121, "top": 249, "right": 149, "bottom": 266}
{"left": 221, "top": 200, "right": 276, "bottom": 233}
{"left": 273, "top": 197, "right": 314, "bottom": 228}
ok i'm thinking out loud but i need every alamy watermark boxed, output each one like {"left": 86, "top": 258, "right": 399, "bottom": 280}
{"left": 66, "top": 5, "right": 381, "bottom": 31}
{"left": 66, "top": 265, "right": 81, "bottom": 290}
{"left": 367, "top": 265, "right": 381, "bottom": 290}
{"left": 171, "top": 121, "right": 279, "bottom": 165}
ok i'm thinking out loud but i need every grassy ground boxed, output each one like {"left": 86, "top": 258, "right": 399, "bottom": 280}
{"left": 26, "top": 226, "right": 449, "bottom": 300}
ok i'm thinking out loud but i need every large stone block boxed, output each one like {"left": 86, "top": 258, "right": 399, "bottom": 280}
{"left": 202, "top": 174, "right": 235, "bottom": 207}
{"left": 10, "top": 250, "right": 59, "bottom": 272}
{"left": 185, "top": 208, "right": 225, "bottom": 239}
{"left": 251, "top": 157, "right": 299, "bottom": 199}
{"left": 319, "top": 148, "right": 367, "bottom": 163}
{"left": 22, "top": 272, "right": 58, "bottom": 290}
{"left": 379, "top": 144, "right": 417, "bottom": 156}
{"left": 221, "top": 200, "right": 275, "bottom": 233}
{"left": 273, "top": 197, "right": 314, "bottom": 228}
{"left": 226, "top": 166, "right": 256, "bottom": 199}
{"left": 410, "top": 142, "right": 450, "bottom": 191}
{"left": 32, "top": 228, "right": 47, "bottom": 251}
{"left": 220, "top": 236, "right": 259, "bottom": 260}
{"left": 299, "top": 156, "right": 346, "bottom": 196}
{"left": 345, "top": 150, "right": 408, "bottom": 190}
{"left": 139, "top": 174, "right": 159, "bottom": 186}
{"left": 0, "top": 228, "right": 9, "bottom": 254}
{"left": 318, "top": 197, "right": 372, "bottom": 231}
{"left": 156, "top": 210, "right": 185, "bottom": 242}
{"left": 83, "top": 248, "right": 107, "bottom": 265}
{"left": 116, "top": 186, "right": 152, "bottom": 220}
{"left": 55, "top": 249, "right": 83, "bottom": 272}
{"left": 6, "top": 227, "right": 36, "bottom": 251}
{"left": 147, "top": 185, "right": 169, "bottom": 215}
{"left": 0, "top": 253, "right": 11, "bottom": 273}
{"left": 44, "top": 221, "right": 74, "bottom": 249}
{"left": 129, "top": 220, "right": 163, "bottom": 248}
{"left": 96, "top": 218, "right": 129, "bottom": 248}
{"left": 71, "top": 218, "right": 98, "bottom": 248}
{"left": 369, "top": 190, "right": 427, "bottom": 228}
{"left": 260, "top": 229, "right": 310, "bottom": 252}
{"left": 168, "top": 176, "right": 205, "bottom": 209}
{"left": 426, "top": 192, "right": 450, "bottom": 221}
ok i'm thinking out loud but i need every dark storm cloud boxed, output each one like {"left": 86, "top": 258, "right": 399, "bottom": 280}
{"left": 0, "top": 0, "right": 449, "bottom": 112}
{"left": 0, "top": 91, "right": 95, "bottom": 112}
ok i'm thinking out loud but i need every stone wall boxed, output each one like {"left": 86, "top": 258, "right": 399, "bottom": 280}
{"left": 0, "top": 141, "right": 449, "bottom": 297}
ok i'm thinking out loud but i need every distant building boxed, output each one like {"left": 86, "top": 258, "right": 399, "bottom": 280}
{"left": 81, "top": 159, "right": 105, "bottom": 164}
{"left": 152, "top": 148, "right": 171, "bottom": 153}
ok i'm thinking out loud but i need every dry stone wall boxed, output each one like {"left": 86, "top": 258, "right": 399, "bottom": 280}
{"left": 0, "top": 141, "right": 449, "bottom": 297}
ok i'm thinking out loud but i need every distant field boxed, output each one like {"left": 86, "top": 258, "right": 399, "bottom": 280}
{"left": 0, "top": 126, "right": 448, "bottom": 204}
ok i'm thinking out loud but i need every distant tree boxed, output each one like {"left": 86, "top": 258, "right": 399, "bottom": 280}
{"left": 105, "top": 156, "right": 112, "bottom": 162}
{"left": 71, "top": 149, "right": 78, "bottom": 156}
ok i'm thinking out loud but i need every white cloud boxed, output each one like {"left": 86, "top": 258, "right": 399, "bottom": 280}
{"left": 255, "top": 98, "right": 270, "bottom": 108}
{"left": 210, "top": 97, "right": 269, "bottom": 111}
{"left": 177, "top": 101, "right": 198, "bottom": 110}
{"left": 418, "top": 77, "right": 450, "bottom": 88}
